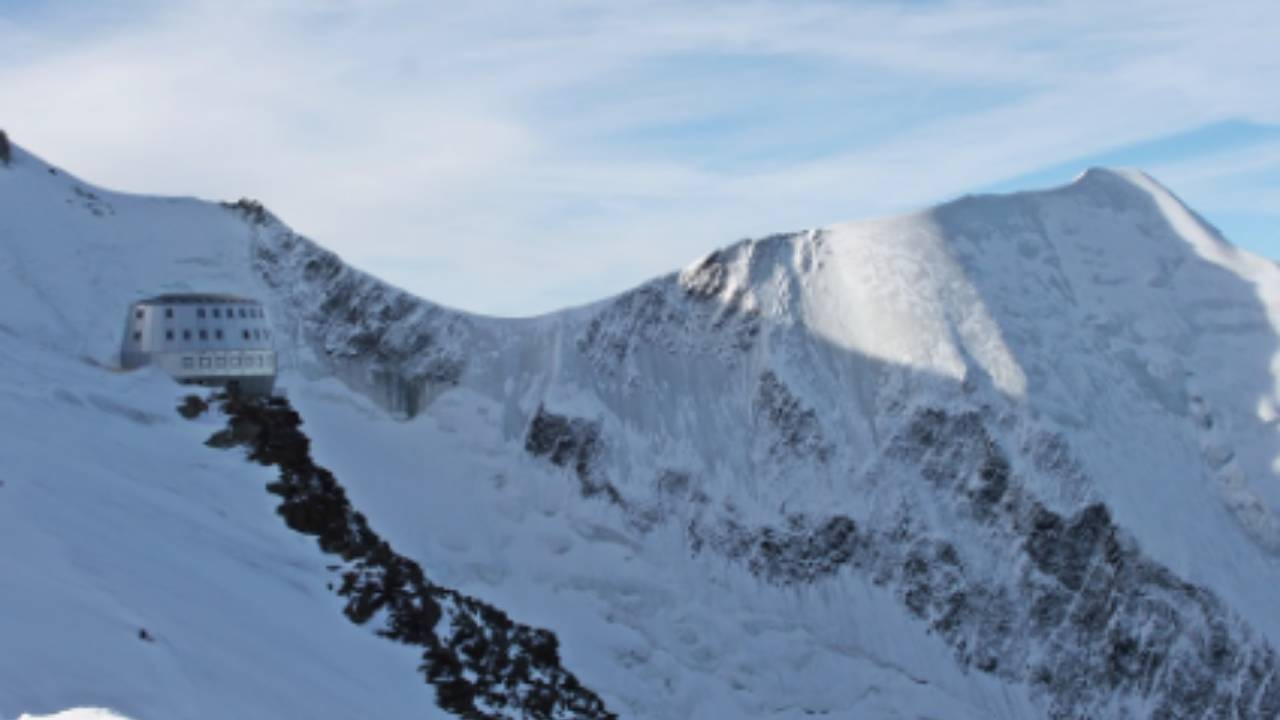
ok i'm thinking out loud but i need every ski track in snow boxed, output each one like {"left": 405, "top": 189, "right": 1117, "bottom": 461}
{"left": 3, "top": 142, "right": 1280, "bottom": 718}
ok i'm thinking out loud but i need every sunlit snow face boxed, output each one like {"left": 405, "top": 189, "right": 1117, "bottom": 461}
{"left": 797, "top": 216, "right": 1029, "bottom": 401}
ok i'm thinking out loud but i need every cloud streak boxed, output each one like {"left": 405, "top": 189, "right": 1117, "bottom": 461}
{"left": 2, "top": 0, "right": 1278, "bottom": 314}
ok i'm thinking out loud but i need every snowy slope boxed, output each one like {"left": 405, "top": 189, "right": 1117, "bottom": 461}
{"left": 2, "top": 139, "right": 1280, "bottom": 718}
{"left": 0, "top": 148, "right": 443, "bottom": 719}
{"left": 0, "top": 262, "right": 439, "bottom": 717}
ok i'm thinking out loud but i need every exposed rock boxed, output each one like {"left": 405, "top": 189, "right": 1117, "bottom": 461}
{"left": 678, "top": 250, "right": 729, "bottom": 300}
{"left": 190, "top": 393, "right": 614, "bottom": 719}
{"left": 71, "top": 185, "right": 114, "bottom": 216}
{"left": 524, "top": 405, "right": 622, "bottom": 505}
{"left": 249, "top": 222, "right": 469, "bottom": 418}
{"left": 577, "top": 245, "right": 764, "bottom": 381}
{"left": 221, "top": 197, "right": 270, "bottom": 225}
{"left": 696, "top": 407, "right": 1279, "bottom": 718}
{"left": 177, "top": 394, "right": 209, "bottom": 420}
{"left": 753, "top": 370, "right": 832, "bottom": 463}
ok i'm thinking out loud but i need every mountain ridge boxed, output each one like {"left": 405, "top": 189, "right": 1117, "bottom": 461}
{"left": 4, "top": 139, "right": 1280, "bottom": 718}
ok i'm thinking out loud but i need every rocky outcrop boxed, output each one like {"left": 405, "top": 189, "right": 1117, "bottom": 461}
{"left": 227, "top": 201, "right": 468, "bottom": 418}
{"left": 753, "top": 370, "right": 831, "bottom": 463}
{"left": 192, "top": 393, "right": 614, "bottom": 720}
{"left": 576, "top": 244, "right": 766, "bottom": 383}
{"left": 522, "top": 390, "right": 1280, "bottom": 718}
{"left": 524, "top": 405, "right": 622, "bottom": 506}
{"left": 698, "top": 407, "right": 1280, "bottom": 719}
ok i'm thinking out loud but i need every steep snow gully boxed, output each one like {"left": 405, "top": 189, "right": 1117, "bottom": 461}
{"left": 3, "top": 137, "right": 1280, "bottom": 719}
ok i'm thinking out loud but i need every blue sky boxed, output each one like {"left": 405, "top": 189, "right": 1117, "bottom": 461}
{"left": 1, "top": 0, "right": 1277, "bottom": 315}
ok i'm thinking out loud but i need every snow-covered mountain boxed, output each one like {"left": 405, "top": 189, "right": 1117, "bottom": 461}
{"left": 2, "top": 137, "right": 1279, "bottom": 719}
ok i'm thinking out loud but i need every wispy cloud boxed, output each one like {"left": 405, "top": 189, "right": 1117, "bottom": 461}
{"left": 2, "top": 0, "right": 1278, "bottom": 314}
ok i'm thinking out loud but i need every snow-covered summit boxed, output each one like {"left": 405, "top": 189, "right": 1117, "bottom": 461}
{"left": 3, "top": 139, "right": 1279, "bottom": 719}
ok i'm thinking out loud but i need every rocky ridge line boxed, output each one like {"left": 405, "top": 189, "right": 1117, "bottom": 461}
{"left": 224, "top": 200, "right": 469, "bottom": 418}
{"left": 185, "top": 393, "right": 614, "bottom": 720}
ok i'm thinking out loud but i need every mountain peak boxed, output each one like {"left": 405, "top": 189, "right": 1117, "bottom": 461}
{"left": 1071, "top": 165, "right": 1149, "bottom": 187}
{"left": 1067, "top": 166, "right": 1186, "bottom": 211}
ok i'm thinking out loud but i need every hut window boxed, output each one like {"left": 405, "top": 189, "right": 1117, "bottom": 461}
{"left": 183, "top": 330, "right": 191, "bottom": 340}
{"left": 242, "top": 329, "right": 250, "bottom": 340}
{"left": 238, "top": 308, "right": 247, "bottom": 318}
{"left": 132, "top": 331, "right": 141, "bottom": 341}
{"left": 212, "top": 308, "right": 220, "bottom": 319}
{"left": 197, "top": 308, "right": 206, "bottom": 319}
{"left": 165, "top": 330, "right": 174, "bottom": 341}
{"left": 215, "top": 329, "right": 224, "bottom": 340}
{"left": 165, "top": 308, "right": 174, "bottom": 319}
{"left": 134, "top": 309, "right": 144, "bottom": 319}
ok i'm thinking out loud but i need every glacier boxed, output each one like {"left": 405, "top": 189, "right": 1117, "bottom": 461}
{"left": 2, "top": 139, "right": 1279, "bottom": 718}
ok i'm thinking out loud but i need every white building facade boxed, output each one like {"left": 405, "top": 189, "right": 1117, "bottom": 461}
{"left": 121, "top": 293, "right": 277, "bottom": 395}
